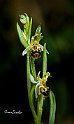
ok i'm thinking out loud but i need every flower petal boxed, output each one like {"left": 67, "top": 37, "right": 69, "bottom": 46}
{"left": 35, "top": 83, "right": 40, "bottom": 98}
{"left": 37, "top": 71, "right": 41, "bottom": 82}
{"left": 30, "top": 74, "right": 37, "bottom": 84}
{"left": 22, "top": 46, "right": 30, "bottom": 56}
{"left": 38, "top": 44, "right": 49, "bottom": 54}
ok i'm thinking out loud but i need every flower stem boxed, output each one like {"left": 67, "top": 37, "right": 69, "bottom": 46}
{"left": 27, "top": 51, "right": 31, "bottom": 95}
{"left": 27, "top": 51, "right": 38, "bottom": 124}
{"left": 37, "top": 43, "right": 47, "bottom": 124}
{"left": 30, "top": 58, "right": 36, "bottom": 80}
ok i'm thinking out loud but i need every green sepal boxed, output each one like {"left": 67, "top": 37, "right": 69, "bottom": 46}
{"left": 19, "top": 14, "right": 31, "bottom": 42}
{"left": 24, "top": 14, "right": 30, "bottom": 39}
{"left": 31, "top": 25, "right": 43, "bottom": 43}
{"left": 31, "top": 33, "right": 43, "bottom": 44}
{"left": 49, "top": 90, "right": 56, "bottom": 124}
{"left": 17, "top": 22, "right": 28, "bottom": 48}
{"left": 35, "top": 25, "right": 41, "bottom": 34}
{"left": 19, "top": 14, "right": 26, "bottom": 24}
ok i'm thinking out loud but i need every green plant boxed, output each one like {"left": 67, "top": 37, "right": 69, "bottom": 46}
{"left": 17, "top": 13, "right": 56, "bottom": 124}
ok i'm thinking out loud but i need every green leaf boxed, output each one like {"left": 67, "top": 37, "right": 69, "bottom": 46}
{"left": 49, "top": 90, "right": 56, "bottom": 124}
{"left": 37, "top": 95, "right": 44, "bottom": 124}
{"left": 43, "top": 43, "right": 47, "bottom": 76}
{"left": 17, "top": 23, "right": 28, "bottom": 48}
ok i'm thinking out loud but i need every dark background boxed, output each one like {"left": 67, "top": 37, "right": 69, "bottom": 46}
{"left": 0, "top": 0, "right": 74, "bottom": 124}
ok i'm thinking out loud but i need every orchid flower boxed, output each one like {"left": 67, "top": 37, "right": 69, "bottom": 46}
{"left": 17, "top": 14, "right": 49, "bottom": 59}
{"left": 30, "top": 71, "right": 51, "bottom": 98}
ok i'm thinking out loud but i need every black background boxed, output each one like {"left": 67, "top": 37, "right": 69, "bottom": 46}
{"left": 0, "top": 0, "right": 74, "bottom": 124}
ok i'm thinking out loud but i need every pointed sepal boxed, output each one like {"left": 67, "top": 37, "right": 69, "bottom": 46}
{"left": 17, "top": 22, "right": 28, "bottom": 48}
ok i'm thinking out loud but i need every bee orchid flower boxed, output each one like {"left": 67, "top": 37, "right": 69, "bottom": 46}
{"left": 30, "top": 71, "right": 51, "bottom": 98}
{"left": 22, "top": 33, "right": 44, "bottom": 58}
{"left": 22, "top": 33, "right": 49, "bottom": 59}
{"left": 17, "top": 14, "right": 49, "bottom": 59}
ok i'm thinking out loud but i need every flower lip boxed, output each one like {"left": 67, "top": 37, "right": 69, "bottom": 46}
{"left": 30, "top": 44, "right": 42, "bottom": 59}
{"left": 40, "top": 87, "right": 49, "bottom": 96}
{"left": 30, "top": 51, "right": 41, "bottom": 59}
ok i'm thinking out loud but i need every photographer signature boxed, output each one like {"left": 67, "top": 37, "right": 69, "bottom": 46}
{"left": 4, "top": 110, "right": 22, "bottom": 114}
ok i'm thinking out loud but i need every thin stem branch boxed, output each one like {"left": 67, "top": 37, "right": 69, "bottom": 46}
{"left": 30, "top": 58, "right": 36, "bottom": 80}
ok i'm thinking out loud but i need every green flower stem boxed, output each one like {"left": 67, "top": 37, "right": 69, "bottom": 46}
{"left": 27, "top": 51, "right": 38, "bottom": 124}
{"left": 27, "top": 51, "right": 31, "bottom": 95}
{"left": 30, "top": 58, "right": 36, "bottom": 80}
{"left": 27, "top": 42, "right": 37, "bottom": 124}
{"left": 37, "top": 43, "right": 47, "bottom": 124}
{"left": 30, "top": 85, "right": 38, "bottom": 124}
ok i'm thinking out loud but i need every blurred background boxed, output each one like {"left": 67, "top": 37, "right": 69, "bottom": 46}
{"left": 0, "top": 0, "right": 74, "bottom": 124}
